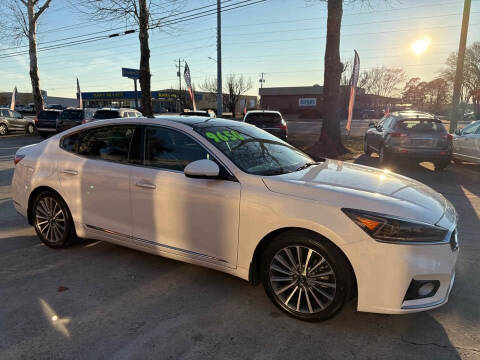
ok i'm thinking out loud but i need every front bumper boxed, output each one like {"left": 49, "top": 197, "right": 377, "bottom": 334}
{"left": 343, "top": 227, "right": 458, "bottom": 314}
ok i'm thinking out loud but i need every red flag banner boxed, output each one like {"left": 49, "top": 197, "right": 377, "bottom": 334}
{"left": 183, "top": 62, "right": 197, "bottom": 111}
{"left": 346, "top": 50, "right": 360, "bottom": 133}
{"left": 77, "top": 77, "right": 83, "bottom": 109}
{"left": 10, "top": 86, "right": 17, "bottom": 111}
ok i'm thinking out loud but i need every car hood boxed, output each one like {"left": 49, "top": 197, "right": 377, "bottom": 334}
{"left": 262, "top": 159, "right": 449, "bottom": 225}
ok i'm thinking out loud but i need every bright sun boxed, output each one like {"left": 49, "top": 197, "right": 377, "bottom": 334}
{"left": 411, "top": 37, "right": 432, "bottom": 55}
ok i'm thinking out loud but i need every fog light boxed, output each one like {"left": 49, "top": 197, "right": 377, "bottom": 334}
{"left": 418, "top": 282, "right": 436, "bottom": 297}
{"left": 404, "top": 279, "right": 440, "bottom": 301}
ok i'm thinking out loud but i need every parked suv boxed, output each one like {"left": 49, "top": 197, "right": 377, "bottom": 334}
{"left": 0, "top": 108, "right": 35, "bottom": 136}
{"left": 91, "top": 108, "right": 142, "bottom": 123}
{"left": 243, "top": 110, "right": 288, "bottom": 140}
{"left": 364, "top": 111, "right": 452, "bottom": 170}
{"left": 35, "top": 109, "right": 62, "bottom": 137}
{"left": 57, "top": 108, "right": 95, "bottom": 132}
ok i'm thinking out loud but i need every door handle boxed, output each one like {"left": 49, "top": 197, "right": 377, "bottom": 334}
{"left": 135, "top": 181, "right": 156, "bottom": 189}
{"left": 63, "top": 169, "right": 78, "bottom": 175}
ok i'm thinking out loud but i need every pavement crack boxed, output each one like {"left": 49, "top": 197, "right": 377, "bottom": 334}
{"left": 401, "top": 336, "right": 480, "bottom": 354}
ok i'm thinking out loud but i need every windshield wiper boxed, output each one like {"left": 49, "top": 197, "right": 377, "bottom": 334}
{"left": 295, "top": 161, "right": 320, "bottom": 172}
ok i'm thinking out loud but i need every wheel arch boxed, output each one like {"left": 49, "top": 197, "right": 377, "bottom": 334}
{"left": 248, "top": 227, "right": 357, "bottom": 299}
{"left": 27, "top": 186, "right": 69, "bottom": 226}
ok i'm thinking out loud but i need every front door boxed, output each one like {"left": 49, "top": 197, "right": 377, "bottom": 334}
{"left": 130, "top": 125, "right": 241, "bottom": 267}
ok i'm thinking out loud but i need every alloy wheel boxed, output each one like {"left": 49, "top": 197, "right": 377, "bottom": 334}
{"left": 27, "top": 123, "right": 34, "bottom": 134}
{"left": 269, "top": 245, "right": 336, "bottom": 314}
{"left": 35, "top": 196, "right": 66, "bottom": 244}
{"left": 0, "top": 124, "right": 7, "bottom": 136}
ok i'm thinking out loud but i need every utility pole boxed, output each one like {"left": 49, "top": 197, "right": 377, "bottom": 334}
{"left": 450, "top": 0, "right": 471, "bottom": 132}
{"left": 216, "top": 0, "right": 223, "bottom": 116}
{"left": 259, "top": 73, "right": 266, "bottom": 89}
{"left": 175, "top": 58, "right": 184, "bottom": 112}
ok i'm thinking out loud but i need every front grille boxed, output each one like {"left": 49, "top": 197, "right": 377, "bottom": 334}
{"left": 450, "top": 229, "right": 459, "bottom": 251}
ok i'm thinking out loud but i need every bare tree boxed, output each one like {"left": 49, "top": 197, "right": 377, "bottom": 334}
{"left": 441, "top": 42, "right": 480, "bottom": 118}
{"left": 0, "top": 0, "right": 52, "bottom": 114}
{"left": 202, "top": 74, "right": 252, "bottom": 118}
{"left": 359, "top": 66, "right": 406, "bottom": 98}
{"left": 75, "top": 0, "right": 181, "bottom": 117}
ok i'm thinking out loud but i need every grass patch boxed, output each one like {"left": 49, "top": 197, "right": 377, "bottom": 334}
{"left": 288, "top": 134, "right": 364, "bottom": 161}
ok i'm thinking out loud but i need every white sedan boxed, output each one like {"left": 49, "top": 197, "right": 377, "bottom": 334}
{"left": 12, "top": 116, "right": 458, "bottom": 321}
{"left": 452, "top": 120, "right": 480, "bottom": 164}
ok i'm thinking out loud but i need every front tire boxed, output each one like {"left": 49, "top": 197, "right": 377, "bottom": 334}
{"left": 33, "top": 191, "right": 75, "bottom": 248}
{"left": 434, "top": 159, "right": 450, "bottom": 171}
{"left": 261, "top": 230, "right": 351, "bottom": 322}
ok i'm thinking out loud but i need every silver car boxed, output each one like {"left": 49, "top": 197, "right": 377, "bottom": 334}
{"left": 0, "top": 108, "right": 36, "bottom": 136}
{"left": 452, "top": 120, "right": 480, "bottom": 164}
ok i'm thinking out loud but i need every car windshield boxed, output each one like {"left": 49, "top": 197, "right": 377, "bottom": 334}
{"left": 94, "top": 110, "right": 121, "bottom": 119}
{"left": 61, "top": 110, "right": 83, "bottom": 120}
{"left": 194, "top": 123, "right": 314, "bottom": 176}
{"left": 38, "top": 111, "right": 59, "bottom": 120}
{"left": 395, "top": 119, "right": 447, "bottom": 134}
{"left": 245, "top": 112, "right": 282, "bottom": 124}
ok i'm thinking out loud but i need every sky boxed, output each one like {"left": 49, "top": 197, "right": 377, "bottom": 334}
{"left": 0, "top": 0, "right": 479, "bottom": 98}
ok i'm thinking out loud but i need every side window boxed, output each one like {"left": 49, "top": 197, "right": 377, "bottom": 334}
{"left": 382, "top": 116, "right": 393, "bottom": 129}
{"left": 0, "top": 109, "right": 8, "bottom": 117}
{"left": 462, "top": 122, "right": 480, "bottom": 135}
{"left": 144, "top": 126, "right": 210, "bottom": 171}
{"left": 62, "top": 125, "right": 135, "bottom": 163}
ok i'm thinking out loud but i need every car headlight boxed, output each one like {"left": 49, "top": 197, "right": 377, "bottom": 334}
{"left": 342, "top": 208, "right": 448, "bottom": 243}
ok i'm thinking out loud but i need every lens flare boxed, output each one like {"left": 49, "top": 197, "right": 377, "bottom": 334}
{"left": 411, "top": 37, "right": 432, "bottom": 55}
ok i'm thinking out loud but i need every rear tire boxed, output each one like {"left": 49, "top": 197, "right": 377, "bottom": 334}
{"left": 378, "top": 145, "right": 391, "bottom": 167}
{"left": 26, "top": 123, "right": 35, "bottom": 135}
{"left": 261, "top": 230, "right": 351, "bottom": 322}
{"left": 363, "top": 137, "right": 372, "bottom": 155}
{"left": 434, "top": 160, "right": 450, "bottom": 172}
{"left": 33, "top": 191, "right": 76, "bottom": 248}
{"left": 0, "top": 124, "right": 7, "bottom": 136}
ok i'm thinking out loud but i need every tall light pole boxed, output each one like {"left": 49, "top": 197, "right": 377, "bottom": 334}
{"left": 450, "top": 0, "right": 471, "bottom": 132}
{"left": 216, "top": 0, "right": 223, "bottom": 116}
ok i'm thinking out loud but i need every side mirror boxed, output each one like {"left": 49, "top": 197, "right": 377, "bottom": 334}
{"left": 368, "top": 122, "right": 375, "bottom": 128}
{"left": 184, "top": 159, "right": 220, "bottom": 179}
{"left": 454, "top": 129, "right": 462, "bottom": 136}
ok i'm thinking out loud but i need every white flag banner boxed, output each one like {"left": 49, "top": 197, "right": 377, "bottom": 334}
{"left": 10, "top": 86, "right": 18, "bottom": 111}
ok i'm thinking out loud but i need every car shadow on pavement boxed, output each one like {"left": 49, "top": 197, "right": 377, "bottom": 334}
{"left": 0, "top": 231, "right": 463, "bottom": 360}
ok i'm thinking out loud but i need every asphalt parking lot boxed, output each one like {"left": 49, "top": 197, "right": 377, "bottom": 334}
{"left": 1, "top": 134, "right": 479, "bottom": 360}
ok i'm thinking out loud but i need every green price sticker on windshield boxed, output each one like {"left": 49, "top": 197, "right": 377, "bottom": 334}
{"left": 206, "top": 130, "right": 244, "bottom": 143}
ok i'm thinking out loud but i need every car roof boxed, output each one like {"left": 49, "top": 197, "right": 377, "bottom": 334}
{"left": 391, "top": 111, "right": 436, "bottom": 119}
{"left": 245, "top": 110, "right": 281, "bottom": 115}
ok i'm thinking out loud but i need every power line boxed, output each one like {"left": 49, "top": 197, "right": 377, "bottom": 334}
{"left": 0, "top": 0, "right": 267, "bottom": 57}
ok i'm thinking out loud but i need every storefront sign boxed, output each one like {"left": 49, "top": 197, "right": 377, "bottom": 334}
{"left": 299, "top": 98, "right": 317, "bottom": 107}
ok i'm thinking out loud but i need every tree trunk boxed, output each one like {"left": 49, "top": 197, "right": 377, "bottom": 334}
{"left": 318, "top": 0, "right": 346, "bottom": 157}
{"left": 139, "top": 0, "right": 153, "bottom": 117}
{"left": 27, "top": 1, "right": 44, "bottom": 115}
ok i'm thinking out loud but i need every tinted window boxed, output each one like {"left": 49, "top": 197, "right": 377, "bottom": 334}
{"left": 144, "top": 126, "right": 210, "bottom": 171}
{"left": 93, "top": 110, "right": 120, "bottom": 119}
{"left": 245, "top": 112, "right": 282, "bottom": 124}
{"left": 395, "top": 119, "right": 446, "bottom": 134}
{"left": 0, "top": 109, "right": 8, "bottom": 117}
{"left": 38, "top": 111, "right": 59, "bottom": 120}
{"left": 61, "top": 110, "right": 83, "bottom": 120}
{"left": 195, "top": 123, "right": 313, "bottom": 176}
{"left": 61, "top": 125, "right": 135, "bottom": 163}
{"left": 461, "top": 122, "right": 480, "bottom": 135}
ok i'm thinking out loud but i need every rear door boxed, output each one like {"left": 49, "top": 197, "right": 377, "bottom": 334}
{"left": 8, "top": 110, "right": 23, "bottom": 130}
{"left": 459, "top": 122, "right": 480, "bottom": 160}
{"left": 58, "top": 124, "right": 136, "bottom": 237}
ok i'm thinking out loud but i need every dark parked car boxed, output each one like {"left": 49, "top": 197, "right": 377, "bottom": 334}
{"left": 243, "top": 110, "right": 288, "bottom": 141}
{"left": 364, "top": 111, "right": 452, "bottom": 170}
{"left": 35, "top": 110, "right": 62, "bottom": 137}
{"left": 0, "top": 107, "right": 35, "bottom": 136}
{"left": 47, "top": 104, "right": 65, "bottom": 110}
{"left": 91, "top": 108, "right": 142, "bottom": 123}
{"left": 57, "top": 108, "right": 95, "bottom": 132}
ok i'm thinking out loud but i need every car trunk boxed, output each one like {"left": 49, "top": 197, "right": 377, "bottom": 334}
{"left": 244, "top": 113, "right": 286, "bottom": 137}
{"left": 392, "top": 119, "right": 450, "bottom": 149}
